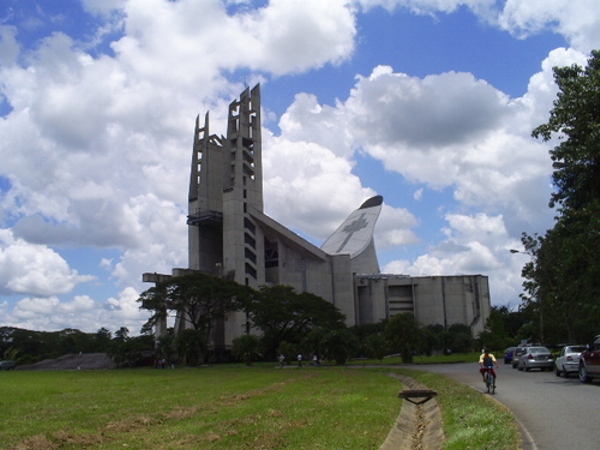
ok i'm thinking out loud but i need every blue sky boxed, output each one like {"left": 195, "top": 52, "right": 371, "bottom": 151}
{"left": 0, "top": 0, "right": 598, "bottom": 334}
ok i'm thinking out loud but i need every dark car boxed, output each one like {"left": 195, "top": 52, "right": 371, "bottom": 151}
{"left": 503, "top": 347, "right": 516, "bottom": 364}
{"left": 0, "top": 360, "right": 16, "bottom": 370}
{"left": 517, "top": 346, "right": 554, "bottom": 371}
{"left": 579, "top": 335, "right": 600, "bottom": 383}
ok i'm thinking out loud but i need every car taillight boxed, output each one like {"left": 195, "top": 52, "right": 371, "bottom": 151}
{"left": 528, "top": 354, "right": 534, "bottom": 359}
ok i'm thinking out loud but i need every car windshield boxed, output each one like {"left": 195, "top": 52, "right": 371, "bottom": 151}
{"left": 528, "top": 347, "right": 550, "bottom": 353}
{"left": 567, "top": 346, "right": 586, "bottom": 353}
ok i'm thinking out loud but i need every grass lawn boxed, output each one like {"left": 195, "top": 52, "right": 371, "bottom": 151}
{"left": 0, "top": 362, "right": 520, "bottom": 450}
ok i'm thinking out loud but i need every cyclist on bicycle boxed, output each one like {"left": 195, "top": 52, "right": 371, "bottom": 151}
{"left": 479, "top": 348, "right": 498, "bottom": 385}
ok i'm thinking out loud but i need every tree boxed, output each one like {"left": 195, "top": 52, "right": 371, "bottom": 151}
{"left": 138, "top": 272, "right": 249, "bottom": 355}
{"left": 108, "top": 331, "right": 154, "bottom": 368}
{"left": 95, "top": 328, "right": 112, "bottom": 352}
{"left": 478, "top": 306, "right": 513, "bottom": 351}
{"left": 175, "top": 328, "right": 207, "bottom": 366}
{"left": 364, "top": 334, "right": 387, "bottom": 361}
{"left": 532, "top": 50, "right": 600, "bottom": 213}
{"left": 447, "top": 324, "right": 475, "bottom": 353}
{"left": 526, "top": 224, "right": 598, "bottom": 343}
{"left": 301, "top": 327, "right": 329, "bottom": 359}
{"left": 528, "top": 50, "right": 600, "bottom": 343}
{"left": 155, "top": 331, "right": 176, "bottom": 364}
{"left": 349, "top": 321, "right": 386, "bottom": 357}
{"left": 383, "top": 313, "right": 423, "bottom": 363}
{"left": 8, "top": 328, "right": 47, "bottom": 364}
{"left": 232, "top": 334, "right": 261, "bottom": 366}
{"left": 247, "top": 285, "right": 346, "bottom": 359}
{"left": 420, "top": 327, "right": 440, "bottom": 356}
{"left": 320, "top": 329, "right": 359, "bottom": 365}
{"left": 114, "top": 327, "right": 129, "bottom": 342}
{"left": 515, "top": 233, "right": 546, "bottom": 343}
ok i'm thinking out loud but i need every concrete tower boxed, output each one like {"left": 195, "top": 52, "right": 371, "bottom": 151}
{"left": 183, "top": 85, "right": 262, "bottom": 346}
{"left": 187, "top": 85, "right": 262, "bottom": 282}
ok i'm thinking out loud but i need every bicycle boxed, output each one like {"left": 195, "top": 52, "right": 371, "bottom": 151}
{"left": 483, "top": 366, "right": 495, "bottom": 394}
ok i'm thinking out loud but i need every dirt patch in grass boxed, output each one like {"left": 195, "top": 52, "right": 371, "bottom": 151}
{"left": 10, "top": 431, "right": 106, "bottom": 450}
{"left": 163, "top": 405, "right": 201, "bottom": 420}
{"left": 104, "top": 414, "right": 159, "bottom": 433}
{"left": 220, "top": 392, "right": 253, "bottom": 405}
{"left": 218, "top": 377, "right": 305, "bottom": 407}
{"left": 10, "top": 435, "right": 57, "bottom": 450}
{"left": 171, "top": 435, "right": 205, "bottom": 448}
{"left": 267, "top": 409, "right": 284, "bottom": 418}
{"left": 246, "top": 431, "right": 286, "bottom": 450}
{"left": 52, "top": 431, "right": 106, "bottom": 446}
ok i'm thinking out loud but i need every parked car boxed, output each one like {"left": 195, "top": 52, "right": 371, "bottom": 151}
{"left": 0, "top": 360, "right": 16, "bottom": 371}
{"left": 512, "top": 347, "right": 528, "bottom": 368}
{"left": 503, "top": 347, "right": 516, "bottom": 364}
{"left": 555, "top": 345, "right": 586, "bottom": 377}
{"left": 579, "top": 335, "right": 600, "bottom": 383}
{"left": 517, "top": 346, "right": 554, "bottom": 371}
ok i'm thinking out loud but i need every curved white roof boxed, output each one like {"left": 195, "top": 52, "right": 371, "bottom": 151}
{"left": 320, "top": 196, "right": 383, "bottom": 258}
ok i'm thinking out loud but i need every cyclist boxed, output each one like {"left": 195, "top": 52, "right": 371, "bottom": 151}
{"left": 479, "top": 348, "right": 498, "bottom": 385}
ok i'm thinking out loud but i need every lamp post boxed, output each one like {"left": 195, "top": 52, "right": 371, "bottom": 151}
{"left": 510, "top": 248, "right": 545, "bottom": 344}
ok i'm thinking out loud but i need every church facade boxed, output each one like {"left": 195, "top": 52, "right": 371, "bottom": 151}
{"left": 144, "top": 85, "right": 491, "bottom": 349}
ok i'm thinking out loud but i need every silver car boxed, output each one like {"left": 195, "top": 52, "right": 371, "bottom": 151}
{"left": 555, "top": 345, "right": 586, "bottom": 378}
{"left": 517, "top": 346, "right": 554, "bottom": 372}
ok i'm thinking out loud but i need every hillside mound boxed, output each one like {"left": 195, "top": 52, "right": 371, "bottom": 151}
{"left": 17, "top": 353, "right": 116, "bottom": 371}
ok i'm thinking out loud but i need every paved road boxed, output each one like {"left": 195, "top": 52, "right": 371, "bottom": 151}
{"left": 415, "top": 361, "right": 599, "bottom": 450}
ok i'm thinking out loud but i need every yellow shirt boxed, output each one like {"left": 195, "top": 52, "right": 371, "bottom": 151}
{"left": 479, "top": 353, "right": 497, "bottom": 365}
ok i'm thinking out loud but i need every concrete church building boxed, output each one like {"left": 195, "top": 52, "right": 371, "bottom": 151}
{"left": 144, "top": 85, "right": 491, "bottom": 350}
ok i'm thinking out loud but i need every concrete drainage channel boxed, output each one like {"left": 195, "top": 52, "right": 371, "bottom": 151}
{"left": 379, "top": 374, "right": 444, "bottom": 450}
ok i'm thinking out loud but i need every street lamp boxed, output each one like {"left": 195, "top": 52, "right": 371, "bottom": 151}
{"left": 510, "top": 248, "right": 545, "bottom": 343}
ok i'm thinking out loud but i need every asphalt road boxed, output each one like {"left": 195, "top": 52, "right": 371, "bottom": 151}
{"left": 415, "top": 361, "right": 599, "bottom": 450}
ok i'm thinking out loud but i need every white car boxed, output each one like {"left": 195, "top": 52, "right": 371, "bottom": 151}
{"left": 555, "top": 345, "right": 586, "bottom": 378}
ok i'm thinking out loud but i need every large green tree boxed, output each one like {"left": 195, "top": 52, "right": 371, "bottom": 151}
{"left": 138, "top": 272, "right": 250, "bottom": 351}
{"left": 532, "top": 50, "right": 600, "bottom": 212}
{"left": 247, "top": 285, "right": 346, "bottom": 359}
{"left": 528, "top": 50, "right": 600, "bottom": 343}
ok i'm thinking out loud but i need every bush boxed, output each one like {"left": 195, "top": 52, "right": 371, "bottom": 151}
{"left": 321, "top": 329, "right": 359, "bottom": 365}
{"left": 232, "top": 334, "right": 261, "bottom": 366}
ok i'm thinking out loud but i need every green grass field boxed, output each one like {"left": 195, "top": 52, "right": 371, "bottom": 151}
{"left": 0, "top": 363, "right": 520, "bottom": 450}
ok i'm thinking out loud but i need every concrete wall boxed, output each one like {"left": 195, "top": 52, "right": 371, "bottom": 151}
{"left": 353, "top": 274, "right": 491, "bottom": 336}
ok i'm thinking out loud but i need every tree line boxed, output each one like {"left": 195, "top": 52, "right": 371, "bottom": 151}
{"left": 517, "top": 50, "right": 600, "bottom": 346}
{"left": 0, "top": 269, "right": 499, "bottom": 368}
{"left": 137, "top": 271, "right": 486, "bottom": 366}
{"left": 0, "top": 326, "right": 154, "bottom": 367}
{"left": 0, "top": 294, "right": 547, "bottom": 368}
